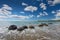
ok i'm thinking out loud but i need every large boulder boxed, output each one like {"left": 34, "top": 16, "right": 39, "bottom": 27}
{"left": 23, "top": 26, "right": 28, "bottom": 29}
{"left": 17, "top": 27, "right": 24, "bottom": 31}
{"left": 8, "top": 25, "right": 17, "bottom": 30}
{"left": 48, "top": 23, "right": 53, "bottom": 24}
{"left": 38, "top": 24, "right": 44, "bottom": 27}
{"left": 17, "top": 26, "right": 28, "bottom": 31}
{"left": 29, "top": 25, "right": 35, "bottom": 29}
{"left": 43, "top": 23, "right": 48, "bottom": 26}
{"left": 38, "top": 23, "right": 48, "bottom": 27}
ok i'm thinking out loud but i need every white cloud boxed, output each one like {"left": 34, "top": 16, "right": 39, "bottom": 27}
{"left": 8, "top": 15, "right": 34, "bottom": 19}
{"left": 47, "top": 0, "right": 53, "bottom": 6}
{"left": 56, "top": 10, "right": 60, "bottom": 12}
{"left": 19, "top": 15, "right": 34, "bottom": 19}
{"left": 40, "top": 13, "right": 44, "bottom": 16}
{"left": 53, "top": 0, "right": 60, "bottom": 5}
{"left": 47, "top": 0, "right": 60, "bottom": 6}
{"left": 8, "top": 15, "right": 29, "bottom": 19}
{"left": 37, "top": 11, "right": 48, "bottom": 17}
{"left": 22, "top": 2, "right": 28, "bottom": 6}
{"left": 52, "top": 11, "right": 56, "bottom": 14}
{"left": 0, "top": 9, "right": 12, "bottom": 15}
{"left": 2, "top": 4, "right": 12, "bottom": 10}
{"left": 0, "top": 4, "right": 13, "bottom": 19}
{"left": 24, "top": 6, "right": 38, "bottom": 12}
{"left": 52, "top": 10, "right": 60, "bottom": 14}
{"left": 9, "top": 15, "right": 18, "bottom": 18}
{"left": 43, "top": 11, "right": 48, "bottom": 15}
{"left": 37, "top": 13, "right": 43, "bottom": 17}
{"left": 55, "top": 10, "right": 60, "bottom": 16}
{"left": 55, "top": 11, "right": 60, "bottom": 16}
{"left": 29, "top": 15, "right": 34, "bottom": 18}
{"left": 0, "top": 4, "right": 12, "bottom": 15}
{"left": 40, "top": 3, "right": 47, "bottom": 10}
{"left": 0, "top": 16, "right": 8, "bottom": 18}
{"left": 37, "top": 15, "right": 41, "bottom": 17}
{"left": 20, "top": 11, "right": 25, "bottom": 14}
{"left": 0, "top": 15, "right": 18, "bottom": 19}
{"left": 18, "top": 15, "right": 29, "bottom": 19}
{"left": 18, "top": 15, "right": 34, "bottom": 19}
{"left": 0, "top": 15, "right": 33, "bottom": 19}
{"left": 54, "top": 10, "right": 60, "bottom": 20}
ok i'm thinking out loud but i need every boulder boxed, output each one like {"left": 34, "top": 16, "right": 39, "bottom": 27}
{"left": 23, "top": 26, "right": 28, "bottom": 29}
{"left": 29, "top": 25, "right": 35, "bottom": 29}
{"left": 17, "top": 27, "right": 24, "bottom": 31}
{"left": 8, "top": 25, "right": 17, "bottom": 30}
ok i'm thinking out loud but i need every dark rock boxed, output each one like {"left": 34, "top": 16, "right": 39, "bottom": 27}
{"left": 38, "top": 23, "right": 48, "bottom": 27}
{"left": 23, "top": 26, "right": 28, "bottom": 29}
{"left": 43, "top": 23, "right": 48, "bottom": 26}
{"left": 38, "top": 24, "right": 44, "bottom": 27}
{"left": 29, "top": 25, "right": 35, "bottom": 29}
{"left": 45, "top": 24, "right": 48, "bottom": 26}
{"left": 8, "top": 25, "right": 17, "bottom": 30}
{"left": 48, "top": 23, "right": 53, "bottom": 24}
{"left": 17, "top": 27, "right": 24, "bottom": 31}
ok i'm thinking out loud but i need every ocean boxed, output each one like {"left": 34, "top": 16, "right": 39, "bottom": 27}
{"left": 0, "top": 21, "right": 59, "bottom": 27}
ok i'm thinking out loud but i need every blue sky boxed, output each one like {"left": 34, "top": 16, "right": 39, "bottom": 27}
{"left": 0, "top": 0, "right": 60, "bottom": 21}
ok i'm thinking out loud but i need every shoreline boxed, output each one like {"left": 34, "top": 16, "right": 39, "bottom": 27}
{"left": 0, "top": 23, "right": 60, "bottom": 40}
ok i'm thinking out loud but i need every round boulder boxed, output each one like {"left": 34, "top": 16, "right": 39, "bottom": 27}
{"left": 8, "top": 25, "right": 17, "bottom": 30}
{"left": 29, "top": 25, "right": 35, "bottom": 29}
{"left": 23, "top": 26, "right": 28, "bottom": 29}
{"left": 17, "top": 27, "right": 24, "bottom": 31}
{"left": 38, "top": 24, "right": 44, "bottom": 27}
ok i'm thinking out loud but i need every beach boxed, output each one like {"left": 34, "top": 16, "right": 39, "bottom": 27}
{"left": 0, "top": 21, "right": 60, "bottom": 40}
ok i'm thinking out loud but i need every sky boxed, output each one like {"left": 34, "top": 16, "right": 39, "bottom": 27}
{"left": 0, "top": 0, "right": 60, "bottom": 21}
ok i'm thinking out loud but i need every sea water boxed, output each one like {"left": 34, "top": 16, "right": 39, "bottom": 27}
{"left": 0, "top": 21, "right": 59, "bottom": 27}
